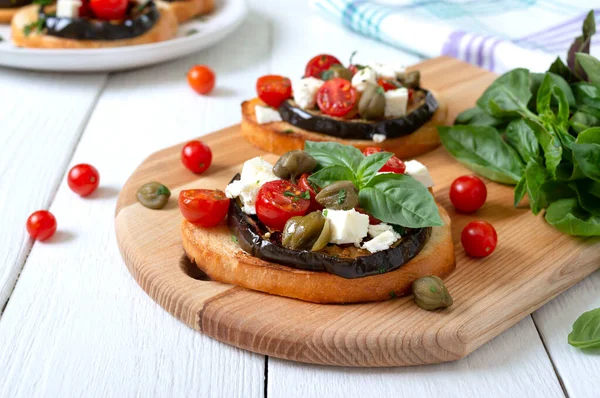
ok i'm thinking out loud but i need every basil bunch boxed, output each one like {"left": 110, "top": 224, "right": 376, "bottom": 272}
{"left": 304, "top": 141, "right": 442, "bottom": 228}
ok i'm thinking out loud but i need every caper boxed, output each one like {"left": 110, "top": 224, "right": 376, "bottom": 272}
{"left": 311, "top": 218, "right": 331, "bottom": 251}
{"left": 402, "top": 70, "right": 420, "bottom": 89}
{"left": 315, "top": 180, "right": 358, "bottom": 210}
{"left": 411, "top": 276, "right": 453, "bottom": 311}
{"left": 273, "top": 150, "right": 317, "bottom": 181}
{"left": 322, "top": 64, "right": 353, "bottom": 81}
{"left": 358, "top": 82, "right": 386, "bottom": 120}
{"left": 136, "top": 182, "right": 171, "bottom": 209}
{"left": 282, "top": 212, "right": 328, "bottom": 251}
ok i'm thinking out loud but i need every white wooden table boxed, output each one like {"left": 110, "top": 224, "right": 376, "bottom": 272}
{"left": 1, "top": 1, "right": 599, "bottom": 397}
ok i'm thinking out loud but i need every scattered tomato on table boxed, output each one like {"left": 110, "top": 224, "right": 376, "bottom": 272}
{"left": 68, "top": 163, "right": 100, "bottom": 197}
{"left": 181, "top": 140, "right": 212, "bottom": 174}
{"left": 449, "top": 175, "right": 487, "bottom": 213}
{"left": 256, "top": 180, "right": 310, "bottom": 230}
{"left": 26, "top": 210, "right": 57, "bottom": 241}
{"left": 179, "top": 189, "right": 230, "bottom": 227}
{"left": 362, "top": 147, "right": 406, "bottom": 174}
{"left": 187, "top": 65, "right": 216, "bottom": 95}
{"left": 256, "top": 75, "right": 292, "bottom": 108}
{"left": 461, "top": 220, "right": 497, "bottom": 258}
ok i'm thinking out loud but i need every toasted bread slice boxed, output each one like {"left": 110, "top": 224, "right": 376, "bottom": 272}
{"left": 240, "top": 96, "right": 448, "bottom": 158}
{"left": 0, "top": 6, "right": 24, "bottom": 23}
{"left": 182, "top": 203, "right": 455, "bottom": 304}
{"left": 163, "top": 0, "right": 213, "bottom": 23}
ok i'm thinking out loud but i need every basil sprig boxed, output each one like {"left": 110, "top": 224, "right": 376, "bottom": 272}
{"left": 304, "top": 141, "right": 442, "bottom": 228}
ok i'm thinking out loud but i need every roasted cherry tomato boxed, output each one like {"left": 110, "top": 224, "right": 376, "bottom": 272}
{"left": 461, "top": 220, "right": 497, "bottom": 258}
{"left": 317, "top": 78, "right": 357, "bottom": 117}
{"left": 68, "top": 163, "right": 100, "bottom": 197}
{"left": 26, "top": 210, "right": 57, "bottom": 241}
{"left": 298, "top": 173, "right": 323, "bottom": 212}
{"left": 187, "top": 65, "right": 216, "bottom": 95}
{"left": 181, "top": 140, "right": 212, "bottom": 174}
{"left": 89, "top": 0, "right": 127, "bottom": 20}
{"left": 305, "top": 54, "right": 341, "bottom": 79}
{"left": 255, "top": 180, "right": 310, "bottom": 230}
{"left": 377, "top": 78, "right": 399, "bottom": 91}
{"left": 178, "top": 189, "right": 230, "bottom": 227}
{"left": 362, "top": 147, "right": 406, "bottom": 174}
{"left": 450, "top": 175, "right": 487, "bottom": 213}
{"left": 256, "top": 75, "right": 292, "bottom": 108}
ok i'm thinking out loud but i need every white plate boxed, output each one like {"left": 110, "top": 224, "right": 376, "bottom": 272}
{"left": 0, "top": 0, "right": 247, "bottom": 72}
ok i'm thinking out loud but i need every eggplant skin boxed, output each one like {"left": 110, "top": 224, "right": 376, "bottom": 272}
{"left": 277, "top": 89, "right": 438, "bottom": 141}
{"left": 227, "top": 175, "right": 430, "bottom": 279}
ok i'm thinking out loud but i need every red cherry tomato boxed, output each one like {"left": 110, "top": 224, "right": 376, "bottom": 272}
{"left": 89, "top": 0, "right": 127, "bottom": 20}
{"left": 377, "top": 78, "right": 398, "bottom": 91}
{"left": 356, "top": 207, "right": 381, "bottom": 225}
{"left": 181, "top": 140, "right": 212, "bottom": 174}
{"left": 187, "top": 65, "right": 216, "bottom": 95}
{"left": 461, "top": 221, "right": 497, "bottom": 258}
{"left": 362, "top": 147, "right": 406, "bottom": 174}
{"left": 450, "top": 175, "right": 487, "bottom": 213}
{"left": 26, "top": 210, "right": 57, "bottom": 241}
{"left": 256, "top": 75, "right": 292, "bottom": 108}
{"left": 305, "top": 54, "right": 341, "bottom": 78}
{"left": 255, "top": 180, "right": 310, "bottom": 230}
{"left": 408, "top": 88, "right": 415, "bottom": 101}
{"left": 348, "top": 65, "right": 360, "bottom": 75}
{"left": 178, "top": 189, "right": 230, "bottom": 227}
{"left": 68, "top": 164, "right": 100, "bottom": 197}
{"left": 317, "top": 78, "right": 357, "bottom": 117}
{"left": 298, "top": 173, "right": 323, "bottom": 212}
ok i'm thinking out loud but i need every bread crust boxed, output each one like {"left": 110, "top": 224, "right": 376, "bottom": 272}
{"left": 162, "top": 0, "right": 213, "bottom": 23}
{"left": 0, "top": 6, "right": 25, "bottom": 23}
{"left": 11, "top": 3, "right": 178, "bottom": 48}
{"left": 182, "top": 204, "right": 455, "bottom": 304}
{"left": 240, "top": 96, "right": 448, "bottom": 158}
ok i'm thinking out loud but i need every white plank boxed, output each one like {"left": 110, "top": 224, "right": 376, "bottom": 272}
{"left": 0, "top": 10, "right": 270, "bottom": 397}
{"left": 0, "top": 70, "right": 106, "bottom": 310}
{"left": 533, "top": 271, "right": 600, "bottom": 398}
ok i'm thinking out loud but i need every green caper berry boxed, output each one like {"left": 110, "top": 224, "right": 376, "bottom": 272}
{"left": 315, "top": 181, "right": 358, "bottom": 210}
{"left": 412, "top": 276, "right": 453, "bottom": 311}
{"left": 136, "top": 182, "right": 171, "bottom": 210}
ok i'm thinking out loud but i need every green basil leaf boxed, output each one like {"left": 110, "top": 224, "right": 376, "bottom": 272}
{"left": 455, "top": 106, "right": 504, "bottom": 127}
{"left": 572, "top": 82, "right": 600, "bottom": 108}
{"left": 356, "top": 151, "right": 393, "bottom": 187}
{"left": 576, "top": 53, "right": 600, "bottom": 85}
{"left": 548, "top": 57, "right": 578, "bottom": 84}
{"left": 524, "top": 161, "right": 549, "bottom": 215}
{"left": 358, "top": 173, "right": 443, "bottom": 228}
{"left": 572, "top": 180, "right": 600, "bottom": 216}
{"left": 582, "top": 9, "right": 596, "bottom": 39}
{"left": 577, "top": 127, "right": 600, "bottom": 144}
{"left": 531, "top": 72, "right": 576, "bottom": 109}
{"left": 476, "top": 69, "right": 532, "bottom": 117}
{"left": 505, "top": 119, "right": 540, "bottom": 163}
{"left": 525, "top": 119, "right": 562, "bottom": 179}
{"left": 568, "top": 307, "right": 600, "bottom": 349}
{"left": 438, "top": 125, "right": 524, "bottom": 184}
{"left": 545, "top": 198, "right": 600, "bottom": 236}
{"left": 552, "top": 85, "right": 571, "bottom": 124}
{"left": 570, "top": 111, "right": 600, "bottom": 134}
{"left": 514, "top": 175, "right": 527, "bottom": 207}
{"left": 590, "top": 180, "right": 600, "bottom": 198}
{"left": 540, "top": 180, "right": 576, "bottom": 204}
{"left": 304, "top": 141, "right": 364, "bottom": 170}
{"left": 308, "top": 165, "right": 356, "bottom": 188}
{"left": 572, "top": 142, "right": 600, "bottom": 182}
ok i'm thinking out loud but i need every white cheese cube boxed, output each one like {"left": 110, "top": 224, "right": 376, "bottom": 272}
{"left": 372, "top": 133, "right": 386, "bottom": 143}
{"left": 351, "top": 67, "right": 377, "bottom": 92}
{"left": 369, "top": 63, "right": 397, "bottom": 80}
{"left": 292, "top": 77, "right": 324, "bottom": 110}
{"left": 56, "top": 0, "right": 81, "bottom": 18}
{"left": 362, "top": 230, "right": 397, "bottom": 253}
{"left": 255, "top": 105, "right": 282, "bottom": 124}
{"left": 405, "top": 160, "right": 434, "bottom": 187}
{"left": 384, "top": 88, "right": 408, "bottom": 119}
{"left": 324, "top": 209, "right": 369, "bottom": 245}
{"left": 368, "top": 223, "right": 401, "bottom": 239}
{"left": 225, "top": 157, "right": 280, "bottom": 214}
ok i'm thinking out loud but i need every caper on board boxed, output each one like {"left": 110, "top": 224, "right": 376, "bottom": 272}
{"left": 358, "top": 82, "right": 386, "bottom": 120}
{"left": 273, "top": 150, "right": 317, "bottom": 181}
{"left": 315, "top": 180, "right": 358, "bottom": 210}
{"left": 136, "top": 182, "right": 171, "bottom": 209}
{"left": 322, "top": 64, "right": 353, "bottom": 81}
{"left": 411, "top": 276, "right": 453, "bottom": 310}
{"left": 282, "top": 211, "right": 330, "bottom": 251}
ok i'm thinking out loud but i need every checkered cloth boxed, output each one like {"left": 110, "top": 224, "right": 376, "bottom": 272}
{"left": 310, "top": 0, "right": 600, "bottom": 73}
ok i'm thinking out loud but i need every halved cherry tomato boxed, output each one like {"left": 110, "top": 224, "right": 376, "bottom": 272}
{"left": 181, "top": 140, "right": 212, "bottom": 174}
{"left": 362, "top": 147, "right": 406, "bottom": 174}
{"left": 305, "top": 54, "right": 341, "bottom": 78}
{"left": 356, "top": 208, "right": 381, "bottom": 225}
{"left": 298, "top": 173, "right": 323, "bottom": 212}
{"left": 256, "top": 75, "right": 292, "bottom": 108}
{"left": 187, "top": 65, "right": 216, "bottom": 95}
{"left": 450, "top": 175, "right": 487, "bottom": 213}
{"left": 179, "top": 189, "right": 230, "bottom": 227}
{"left": 408, "top": 88, "right": 415, "bottom": 101}
{"left": 461, "top": 220, "right": 497, "bottom": 258}
{"left": 255, "top": 180, "right": 310, "bottom": 230}
{"left": 89, "top": 0, "right": 127, "bottom": 20}
{"left": 26, "top": 210, "right": 57, "bottom": 241}
{"left": 317, "top": 78, "right": 357, "bottom": 117}
{"left": 67, "top": 163, "right": 100, "bottom": 197}
{"left": 377, "top": 78, "right": 399, "bottom": 92}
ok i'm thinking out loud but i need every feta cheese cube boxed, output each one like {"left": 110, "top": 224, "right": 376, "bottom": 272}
{"left": 369, "top": 63, "right": 397, "bottom": 80}
{"left": 368, "top": 223, "right": 401, "bottom": 240}
{"left": 404, "top": 160, "right": 434, "bottom": 187}
{"left": 384, "top": 88, "right": 408, "bottom": 119}
{"left": 372, "top": 133, "right": 386, "bottom": 143}
{"left": 255, "top": 105, "right": 282, "bottom": 124}
{"left": 292, "top": 77, "right": 324, "bottom": 110}
{"left": 362, "top": 230, "right": 397, "bottom": 253}
{"left": 56, "top": 0, "right": 82, "bottom": 18}
{"left": 225, "top": 157, "right": 280, "bottom": 214}
{"left": 324, "top": 209, "right": 369, "bottom": 245}
{"left": 351, "top": 67, "right": 377, "bottom": 92}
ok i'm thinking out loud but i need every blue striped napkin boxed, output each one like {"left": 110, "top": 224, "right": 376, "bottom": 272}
{"left": 310, "top": 0, "right": 600, "bottom": 73}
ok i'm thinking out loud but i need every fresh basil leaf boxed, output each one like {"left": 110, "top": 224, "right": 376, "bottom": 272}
{"left": 505, "top": 119, "right": 540, "bottom": 163}
{"left": 514, "top": 175, "right": 527, "bottom": 207}
{"left": 540, "top": 180, "right": 576, "bottom": 204}
{"left": 545, "top": 198, "right": 600, "bottom": 236}
{"left": 572, "top": 142, "right": 600, "bottom": 182}
{"left": 590, "top": 180, "right": 600, "bottom": 198}
{"left": 304, "top": 141, "right": 364, "bottom": 171}
{"left": 582, "top": 9, "right": 596, "bottom": 38}
{"left": 356, "top": 151, "right": 393, "bottom": 187}
{"left": 577, "top": 127, "right": 600, "bottom": 144}
{"left": 571, "top": 111, "right": 600, "bottom": 134}
{"left": 438, "top": 125, "right": 524, "bottom": 184}
{"left": 567, "top": 10, "right": 594, "bottom": 80}
{"left": 568, "top": 307, "right": 600, "bottom": 349}
{"left": 308, "top": 165, "right": 356, "bottom": 188}
{"left": 455, "top": 107, "right": 504, "bottom": 127}
{"left": 572, "top": 180, "right": 600, "bottom": 216}
{"left": 572, "top": 82, "right": 600, "bottom": 108}
{"left": 525, "top": 119, "right": 562, "bottom": 179}
{"left": 531, "top": 72, "right": 576, "bottom": 109}
{"left": 358, "top": 173, "right": 443, "bottom": 228}
{"left": 536, "top": 73, "right": 572, "bottom": 119}
{"left": 576, "top": 53, "right": 600, "bottom": 85}
{"left": 524, "top": 161, "right": 550, "bottom": 215}
{"left": 548, "top": 57, "right": 578, "bottom": 84}
{"left": 476, "top": 69, "right": 532, "bottom": 118}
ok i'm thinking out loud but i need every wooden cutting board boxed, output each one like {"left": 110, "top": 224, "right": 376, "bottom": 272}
{"left": 115, "top": 57, "right": 600, "bottom": 367}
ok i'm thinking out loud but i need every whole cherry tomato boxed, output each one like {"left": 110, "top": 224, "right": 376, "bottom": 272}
{"left": 89, "top": 0, "right": 127, "bottom": 20}
{"left": 256, "top": 180, "right": 310, "bottom": 230}
{"left": 181, "top": 140, "right": 212, "bottom": 174}
{"left": 317, "top": 78, "right": 357, "bottom": 117}
{"left": 377, "top": 78, "right": 399, "bottom": 91}
{"left": 68, "top": 163, "right": 100, "bottom": 197}
{"left": 178, "top": 189, "right": 230, "bottom": 227}
{"left": 298, "top": 173, "right": 323, "bottom": 212}
{"left": 26, "top": 210, "right": 57, "bottom": 241}
{"left": 450, "top": 175, "right": 487, "bottom": 213}
{"left": 187, "top": 65, "right": 216, "bottom": 95}
{"left": 461, "top": 220, "right": 497, "bottom": 258}
{"left": 305, "top": 54, "right": 341, "bottom": 78}
{"left": 256, "top": 75, "right": 292, "bottom": 108}
{"left": 362, "top": 147, "right": 406, "bottom": 174}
